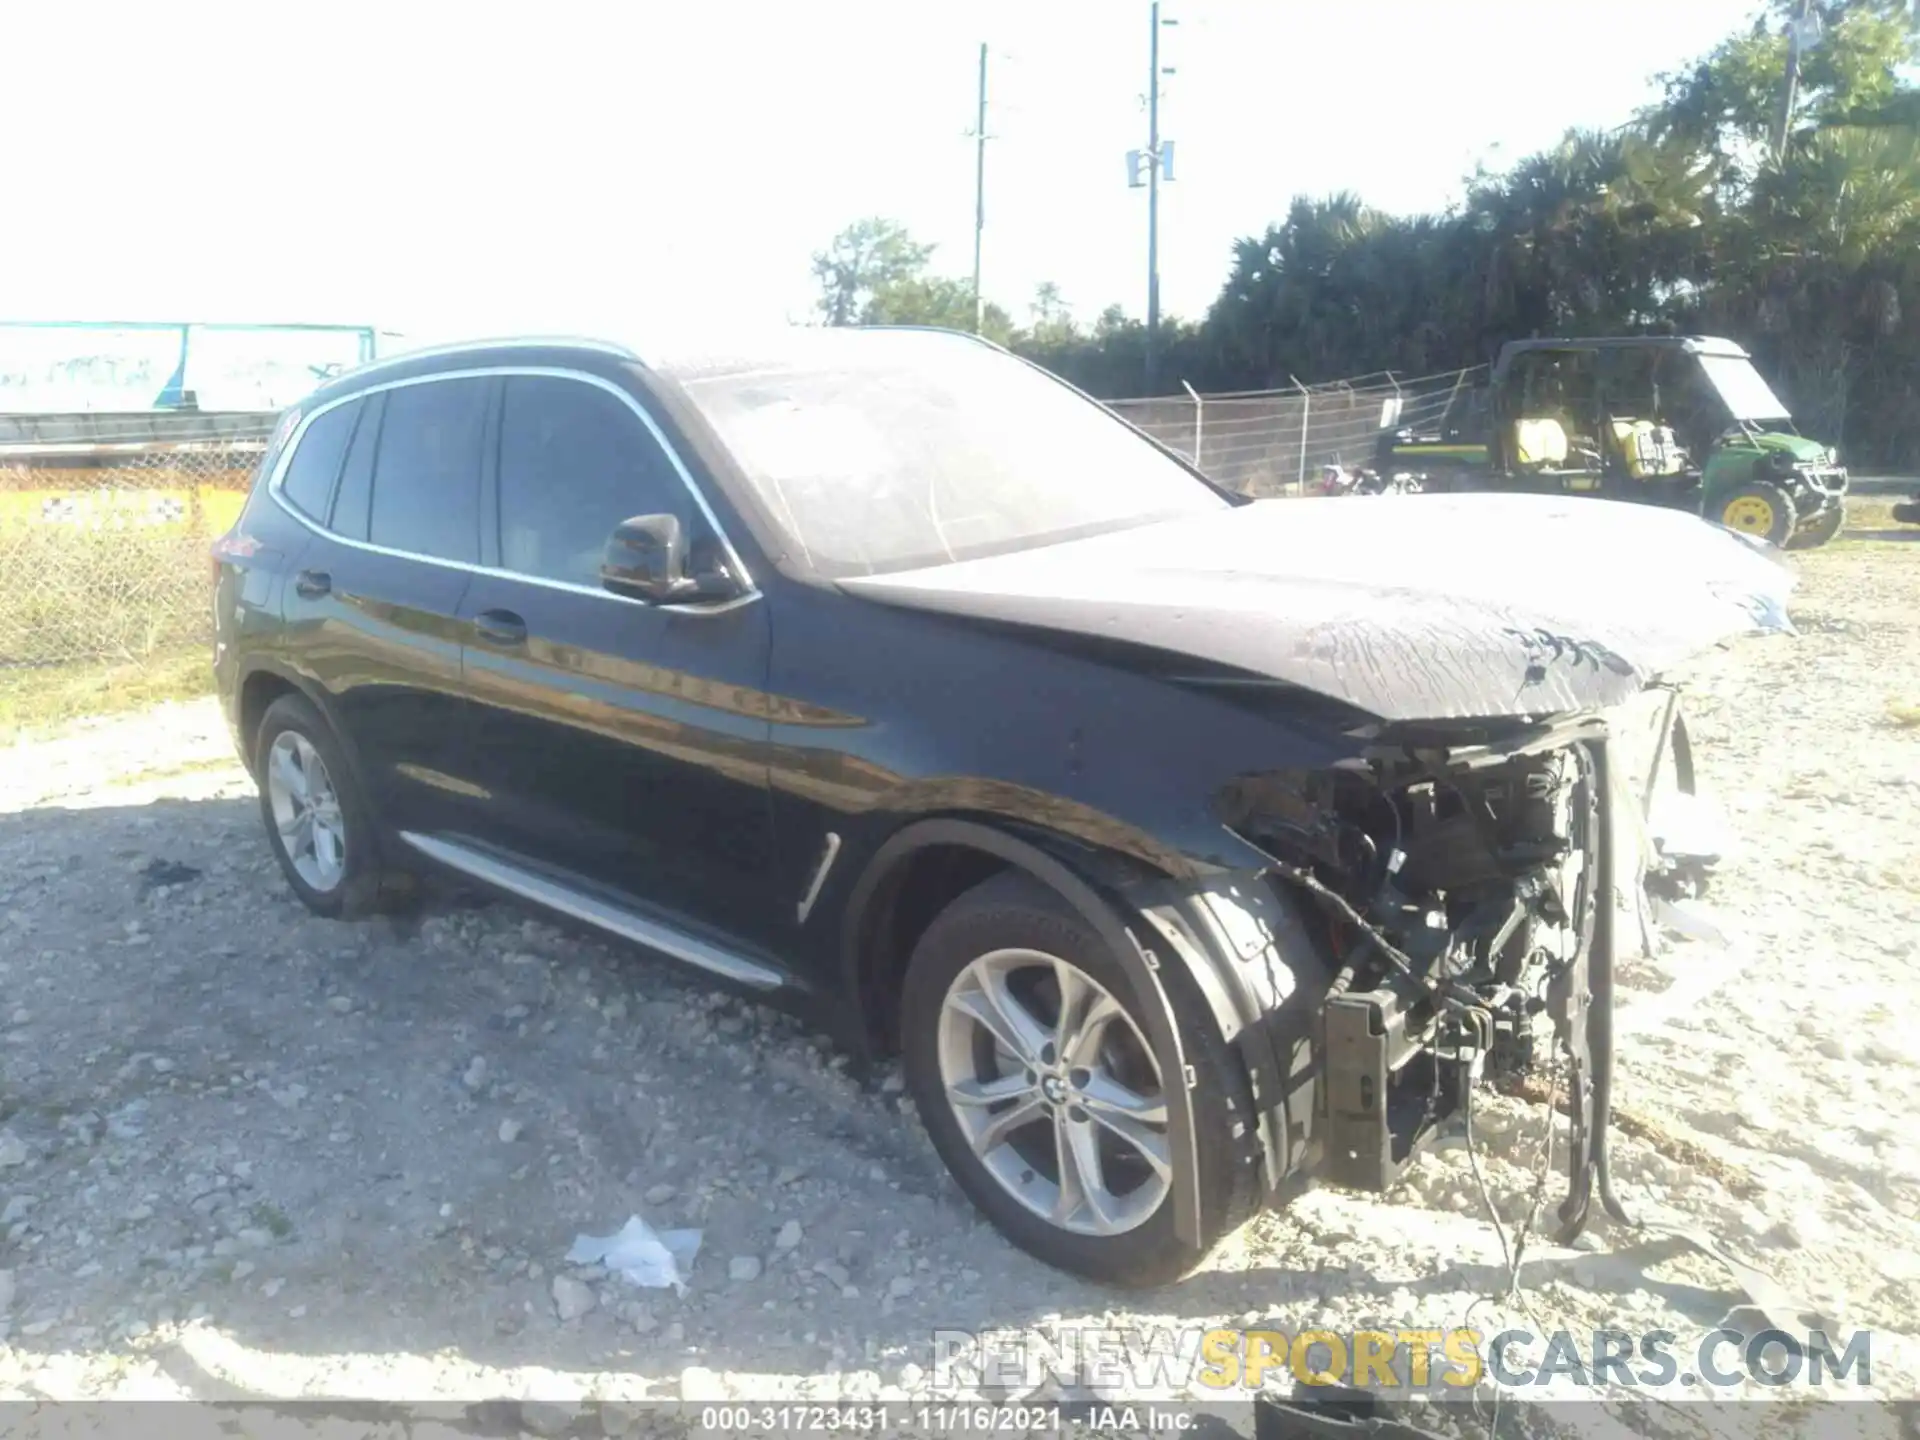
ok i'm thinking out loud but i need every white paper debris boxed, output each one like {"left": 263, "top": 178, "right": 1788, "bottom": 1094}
{"left": 567, "top": 1215, "right": 702, "bottom": 1293}
{"left": 1651, "top": 896, "right": 1733, "bottom": 948}
{"left": 1649, "top": 788, "right": 1731, "bottom": 863}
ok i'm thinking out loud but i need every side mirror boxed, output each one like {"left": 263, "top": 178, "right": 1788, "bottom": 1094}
{"left": 600, "top": 514, "right": 738, "bottom": 604}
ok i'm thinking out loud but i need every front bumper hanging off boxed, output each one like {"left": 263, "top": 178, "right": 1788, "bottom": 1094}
{"left": 1313, "top": 724, "right": 1643, "bottom": 1243}
{"left": 1132, "top": 691, "right": 1717, "bottom": 1247}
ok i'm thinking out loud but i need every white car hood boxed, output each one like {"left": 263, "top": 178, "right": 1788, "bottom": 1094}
{"left": 840, "top": 493, "right": 1796, "bottom": 722}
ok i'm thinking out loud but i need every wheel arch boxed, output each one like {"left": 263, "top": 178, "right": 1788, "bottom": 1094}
{"left": 235, "top": 659, "right": 376, "bottom": 807}
{"left": 839, "top": 815, "right": 1208, "bottom": 1245}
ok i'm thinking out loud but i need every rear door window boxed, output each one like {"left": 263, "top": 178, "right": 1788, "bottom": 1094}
{"left": 278, "top": 400, "right": 360, "bottom": 521}
{"left": 367, "top": 377, "right": 489, "bottom": 563}
{"left": 495, "top": 375, "right": 685, "bottom": 587}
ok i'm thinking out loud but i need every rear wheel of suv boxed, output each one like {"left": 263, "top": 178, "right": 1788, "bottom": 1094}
{"left": 900, "top": 871, "right": 1260, "bottom": 1288}
{"left": 255, "top": 693, "right": 403, "bottom": 919}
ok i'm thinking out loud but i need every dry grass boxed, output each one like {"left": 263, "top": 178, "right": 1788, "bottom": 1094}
{"left": 0, "top": 467, "right": 239, "bottom": 738}
{"left": 0, "top": 524, "right": 220, "bottom": 666}
{"left": 0, "top": 456, "right": 253, "bottom": 669}
{"left": 1830, "top": 496, "right": 1920, "bottom": 549}
{"left": 0, "top": 460, "right": 253, "bottom": 491}
{"left": 0, "top": 648, "right": 213, "bottom": 742}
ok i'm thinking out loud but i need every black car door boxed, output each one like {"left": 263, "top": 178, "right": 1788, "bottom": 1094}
{"left": 455, "top": 370, "right": 779, "bottom": 956}
{"left": 276, "top": 376, "right": 490, "bottom": 836}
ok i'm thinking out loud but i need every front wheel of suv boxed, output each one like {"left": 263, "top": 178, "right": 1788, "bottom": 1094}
{"left": 900, "top": 871, "right": 1261, "bottom": 1288}
{"left": 255, "top": 693, "right": 404, "bottom": 920}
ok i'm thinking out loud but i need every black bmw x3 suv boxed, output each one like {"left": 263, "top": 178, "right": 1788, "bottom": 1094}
{"left": 213, "top": 326, "right": 1793, "bottom": 1285}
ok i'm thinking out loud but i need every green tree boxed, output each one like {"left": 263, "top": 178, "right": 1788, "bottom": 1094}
{"left": 863, "top": 274, "right": 1016, "bottom": 343}
{"left": 1660, "top": 1, "right": 1920, "bottom": 446}
{"left": 1026, "top": 282, "right": 1078, "bottom": 345}
{"left": 809, "top": 218, "right": 1017, "bottom": 341}
{"left": 1649, "top": 0, "right": 1916, "bottom": 172}
{"left": 815, "top": 4, "right": 1920, "bottom": 463}
{"left": 1013, "top": 305, "right": 1214, "bottom": 399}
{"left": 811, "top": 218, "right": 935, "bottom": 326}
{"left": 1190, "top": 0, "right": 1918, "bottom": 455}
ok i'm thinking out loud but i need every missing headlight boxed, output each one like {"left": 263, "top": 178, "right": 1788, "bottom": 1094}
{"left": 1230, "top": 725, "right": 1607, "bottom": 1199}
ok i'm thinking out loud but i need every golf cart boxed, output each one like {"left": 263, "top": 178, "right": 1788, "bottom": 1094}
{"left": 1376, "top": 336, "right": 1850, "bottom": 549}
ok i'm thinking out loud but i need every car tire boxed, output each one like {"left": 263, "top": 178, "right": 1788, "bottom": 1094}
{"left": 900, "top": 871, "right": 1261, "bottom": 1288}
{"left": 255, "top": 693, "right": 405, "bottom": 920}
{"left": 1714, "top": 481, "right": 1796, "bottom": 547}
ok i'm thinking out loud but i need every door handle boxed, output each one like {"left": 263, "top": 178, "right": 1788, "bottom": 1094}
{"left": 294, "top": 569, "right": 331, "bottom": 599}
{"left": 474, "top": 608, "right": 527, "bottom": 646}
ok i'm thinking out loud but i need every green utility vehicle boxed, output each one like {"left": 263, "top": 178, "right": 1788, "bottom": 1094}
{"left": 1376, "top": 336, "right": 1849, "bottom": 548}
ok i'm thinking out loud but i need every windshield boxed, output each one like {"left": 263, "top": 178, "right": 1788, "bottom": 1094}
{"left": 667, "top": 331, "right": 1229, "bottom": 577}
{"left": 1696, "top": 354, "right": 1792, "bottom": 423}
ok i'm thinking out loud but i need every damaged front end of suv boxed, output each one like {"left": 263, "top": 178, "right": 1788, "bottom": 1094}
{"left": 1218, "top": 689, "right": 1715, "bottom": 1239}
{"left": 843, "top": 484, "right": 1795, "bottom": 1253}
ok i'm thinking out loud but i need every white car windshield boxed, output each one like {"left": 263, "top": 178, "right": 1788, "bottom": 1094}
{"left": 1697, "top": 354, "right": 1792, "bottom": 423}
{"left": 664, "top": 330, "right": 1229, "bottom": 577}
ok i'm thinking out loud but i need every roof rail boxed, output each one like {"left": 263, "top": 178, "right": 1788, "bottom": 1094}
{"left": 336, "top": 334, "right": 640, "bottom": 384}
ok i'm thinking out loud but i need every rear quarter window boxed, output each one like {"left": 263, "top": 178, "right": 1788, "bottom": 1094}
{"left": 277, "top": 400, "right": 360, "bottom": 521}
{"left": 255, "top": 405, "right": 302, "bottom": 484}
{"left": 329, "top": 391, "right": 386, "bottom": 541}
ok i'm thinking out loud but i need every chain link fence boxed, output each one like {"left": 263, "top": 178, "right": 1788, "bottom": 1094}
{"left": 0, "top": 416, "right": 273, "bottom": 675}
{"left": 1108, "top": 366, "right": 1487, "bottom": 495}
{"left": 0, "top": 362, "right": 1489, "bottom": 716}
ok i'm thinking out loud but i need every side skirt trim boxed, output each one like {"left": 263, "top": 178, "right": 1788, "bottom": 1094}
{"left": 397, "top": 830, "right": 784, "bottom": 992}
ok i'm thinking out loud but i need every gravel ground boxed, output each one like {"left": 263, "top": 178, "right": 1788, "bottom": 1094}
{"left": 1, "top": 520, "right": 1917, "bottom": 1434}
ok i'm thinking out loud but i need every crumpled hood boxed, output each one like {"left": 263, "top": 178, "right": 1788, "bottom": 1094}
{"left": 840, "top": 493, "right": 1796, "bottom": 722}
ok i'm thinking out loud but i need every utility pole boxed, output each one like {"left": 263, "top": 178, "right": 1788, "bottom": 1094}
{"left": 1133, "top": 4, "right": 1177, "bottom": 392}
{"left": 1774, "top": 0, "right": 1814, "bottom": 160}
{"left": 971, "top": 42, "right": 989, "bottom": 335}
{"left": 1146, "top": 4, "right": 1164, "bottom": 391}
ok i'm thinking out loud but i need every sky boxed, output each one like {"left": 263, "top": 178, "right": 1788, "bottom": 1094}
{"left": 3, "top": 0, "right": 1768, "bottom": 350}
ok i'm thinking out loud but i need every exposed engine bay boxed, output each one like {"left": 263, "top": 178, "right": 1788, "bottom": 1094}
{"left": 1221, "top": 690, "right": 1713, "bottom": 1241}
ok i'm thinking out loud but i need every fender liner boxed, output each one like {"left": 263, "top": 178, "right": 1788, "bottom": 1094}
{"left": 842, "top": 817, "right": 1205, "bottom": 1247}
{"left": 1127, "top": 874, "right": 1333, "bottom": 1192}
